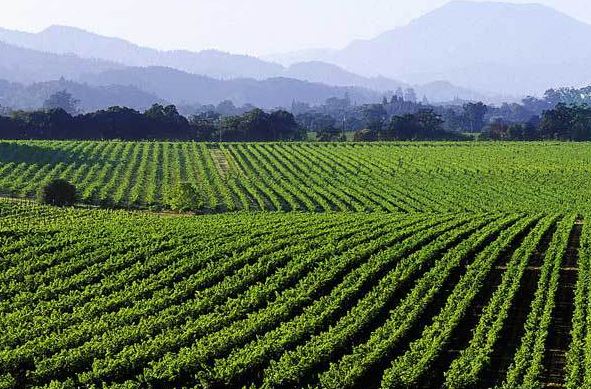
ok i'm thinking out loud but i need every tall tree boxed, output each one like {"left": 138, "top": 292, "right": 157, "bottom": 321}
{"left": 362, "top": 104, "right": 387, "bottom": 133}
{"left": 463, "top": 102, "right": 488, "bottom": 132}
{"left": 43, "top": 90, "right": 79, "bottom": 115}
{"left": 404, "top": 88, "right": 417, "bottom": 103}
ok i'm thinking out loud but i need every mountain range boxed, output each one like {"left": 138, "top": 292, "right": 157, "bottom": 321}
{"left": 0, "top": 14, "right": 494, "bottom": 110}
{"left": 0, "top": 25, "right": 283, "bottom": 80}
{"left": 2, "top": 1, "right": 589, "bottom": 111}
{"left": 0, "top": 24, "right": 481, "bottom": 101}
{"left": 80, "top": 66, "right": 380, "bottom": 108}
{"left": 0, "top": 78, "right": 162, "bottom": 112}
{"left": 0, "top": 41, "right": 120, "bottom": 84}
{"left": 0, "top": 40, "right": 385, "bottom": 110}
{"left": 270, "top": 1, "right": 591, "bottom": 96}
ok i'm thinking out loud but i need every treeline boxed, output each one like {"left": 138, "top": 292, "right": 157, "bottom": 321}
{"left": 293, "top": 86, "right": 591, "bottom": 140}
{"left": 483, "top": 104, "right": 591, "bottom": 141}
{"left": 293, "top": 94, "right": 489, "bottom": 135}
{"left": 318, "top": 109, "right": 467, "bottom": 142}
{"left": 0, "top": 103, "right": 304, "bottom": 141}
{"left": 3, "top": 87, "right": 591, "bottom": 142}
{"left": 0, "top": 90, "right": 459, "bottom": 142}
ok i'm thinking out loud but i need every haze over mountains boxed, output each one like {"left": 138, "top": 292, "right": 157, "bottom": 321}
{"left": 0, "top": 23, "right": 482, "bottom": 105}
{"left": 0, "top": 41, "right": 121, "bottom": 84}
{"left": 271, "top": 1, "right": 591, "bottom": 96}
{"left": 0, "top": 25, "right": 283, "bottom": 80}
{"left": 81, "top": 66, "right": 379, "bottom": 108}
{"left": 1, "top": 1, "right": 590, "bottom": 111}
{"left": 0, "top": 78, "right": 162, "bottom": 112}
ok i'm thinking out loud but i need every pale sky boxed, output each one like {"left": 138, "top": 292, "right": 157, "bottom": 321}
{"left": 0, "top": 0, "right": 589, "bottom": 56}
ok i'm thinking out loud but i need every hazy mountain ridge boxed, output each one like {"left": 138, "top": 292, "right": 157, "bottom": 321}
{"left": 4, "top": 1, "right": 580, "bottom": 107}
{"left": 0, "top": 41, "right": 121, "bottom": 84}
{"left": 0, "top": 37, "right": 382, "bottom": 109}
{"left": 0, "top": 25, "right": 283, "bottom": 80}
{"left": 81, "top": 66, "right": 381, "bottom": 108}
{"left": 284, "top": 61, "right": 408, "bottom": 92}
{"left": 0, "top": 24, "right": 487, "bottom": 102}
{"left": 270, "top": 1, "right": 591, "bottom": 95}
{"left": 284, "top": 61, "right": 493, "bottom": 102}
{"left": 0, "top": 78, "right": 164, "bottom": 112}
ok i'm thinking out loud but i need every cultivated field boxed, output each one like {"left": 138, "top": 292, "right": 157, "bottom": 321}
{"left": 0, "top": 142, "right": 589, "bottom": 388}
{"left": 1, "top": 141, "right": 591, "bottom": 213}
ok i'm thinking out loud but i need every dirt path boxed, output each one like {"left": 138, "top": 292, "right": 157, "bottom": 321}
{"left": 209, "top": 147, "right": 231, "bottom": 177}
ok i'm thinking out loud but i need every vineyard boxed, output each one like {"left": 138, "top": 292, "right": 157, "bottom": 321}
{"left": 0, "top": 141, "right": 590, "bottom": 388}
{"left": 1, "top": 141, "right": 591, "bottom": 213}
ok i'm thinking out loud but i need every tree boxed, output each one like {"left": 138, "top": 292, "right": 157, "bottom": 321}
{"left": 11, "top": 108, "right": 74, "bottom": 139}
{"left": 43, "top": 90, "right": 79, "bottom": 115}
{"left": 325, "top": 96, "right": 350, "bottom": 111}
{"left": 539, "top": 103, "right": 575, "bottom": 140}
{"left": 317, "top": 126, "right": 345, "bottom": 142}
{"left": 217, "top": 109, "right": 305, "bottom": 142}
{"left": 415, "top": 109, "right": 445, "bottom": 137}
{"left": 216, "top": 100, "right": 238, "bottom": 116}
{"left": 404, "top": 88, "right": 417, "bottom": 103}
{"left": 296, "top": 113, "right": 336, "bottom": 133}
{"left": 387, "top": 114, "right": 421, "bottom": 140}
{"left": 385, "top": 109, "right": 461, "bottom": 141}
{"left": 0, "top": 105, "right": 11, "bottom": 116}
{"left": 190, "top": 111, "right": 220, "bottom": 141}
{"left": 237, "top": 108, "right": 272, "bottom": 141}
{"left": 78, "top": 106, "right": 147, "bottom": 140}
{"left": 144, "top": 104, "right": 193, "bottom": 139}
{"left": 166, "top": 182, "right": 202, "bottom": 212}
{"left": 37, "top": 179, "right": 77, "bottom": 207}
{"left": 0, "top": 115, "right": 20, "bottom": 139}
{"left": 362, "top": 104, "right": 387, "bottom": 133}
{"left": 463, "top": 102, "right": 488, "bottom": 132}
{"left": 571, "top": 105, "right": 591, "bottom": 141}
{"left": 483, "top": 119, "right": 510, "bottom": 140}
{"left": 353, "top": 129, "right": 378, "bottom": 142}
{"left": 269, "top": 110, "right": 305, "bottom": 141}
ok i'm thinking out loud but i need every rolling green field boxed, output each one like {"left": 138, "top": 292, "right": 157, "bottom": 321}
{"left": 1, "top": 142, "right": 590, "bottom": 388}
{"left": 1, "top": 141, "right": 591, "bottom": 213}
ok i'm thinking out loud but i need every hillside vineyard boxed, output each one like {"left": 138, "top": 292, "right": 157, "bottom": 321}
{"left": 1, "top": 142, "right": 591, "bottom": 213}
{"left": 0, "top": 142, "right": 589, "bottom": 388}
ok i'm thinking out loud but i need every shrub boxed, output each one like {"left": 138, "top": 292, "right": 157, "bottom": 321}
{"left": 166, "top": 182, "right": 202, "bottom": 212}
{"left": 353, "top": 129, "right": 378, "bottom": 142}
{"left": 37, "top": 179, "right": 77, "bottom": 206}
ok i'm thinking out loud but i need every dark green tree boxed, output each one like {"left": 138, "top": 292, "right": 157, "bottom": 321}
{"left": 43, "top": 90, "right": 79, "bottom": 115}
{"left": 362, "top": 104, "right": 387, "bottom": 133}
{"left": 463, "top": 102, "right": 488, "bottom": 132}
{"left": 37, "top": 179, "right": 77, "bottom": 207}
{"left": 166, "top": 182, "right": 202, "bottom": 212}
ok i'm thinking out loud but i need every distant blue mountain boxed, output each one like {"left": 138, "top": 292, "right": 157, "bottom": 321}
{"left": 0, "top": 40, "right": 120, "bottom": 84}
{"left": 0, "top": 24, "right": 486, "bottom": 102}
{"left": 271, "top": 1, "right": 591, "bottom": 96}
{"left": 0, "top": 25, "right": 284, "bottom": 80}
{"left": 81, "top": 66, "right": 380, "bottom": 108}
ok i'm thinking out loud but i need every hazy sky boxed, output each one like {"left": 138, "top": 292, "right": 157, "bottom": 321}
{"left": 0, "top": 0, "right": 589, "bottom": 55}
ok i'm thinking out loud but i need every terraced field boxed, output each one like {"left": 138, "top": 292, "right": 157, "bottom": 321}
{"left": 1, "top": 141, "right": 591, "bottom": 213}
{"left": 1, "top": 142, "right": 590, "bottom": 388}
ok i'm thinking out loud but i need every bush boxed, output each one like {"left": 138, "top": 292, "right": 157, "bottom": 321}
{"left": 166, "top": 182, "right": 202, "bottom": 212}
{"left": 37, "top": 179, "right": 77, "bottom": 206}
{"left": 353, "top": 129, "right": 378, "bottom": 142}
